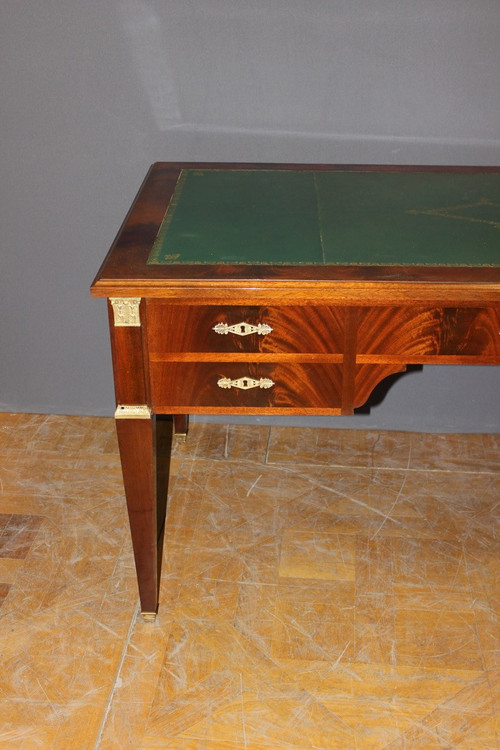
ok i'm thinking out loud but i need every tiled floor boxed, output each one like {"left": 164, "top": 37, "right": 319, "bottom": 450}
{"left": 0, "top": 413, "right": 498, "bottom": 749}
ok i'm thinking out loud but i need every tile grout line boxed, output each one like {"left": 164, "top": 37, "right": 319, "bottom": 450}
{"left": 93, "top": 599, "right": 141, "bottom": 749}
{"left": 264, "top": 462, "right": 499, "bottom": 475}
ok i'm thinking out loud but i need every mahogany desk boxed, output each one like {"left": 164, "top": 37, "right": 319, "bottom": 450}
{"left": 91, "top": 163, "right": 500, "bottom": 620}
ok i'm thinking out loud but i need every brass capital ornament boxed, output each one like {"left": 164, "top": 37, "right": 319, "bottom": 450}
{"left": 110, "top": 298, "right": 141, "bottom": 326}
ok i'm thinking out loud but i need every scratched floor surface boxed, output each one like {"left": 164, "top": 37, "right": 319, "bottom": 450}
{"left": 0, "top": 413, "right": 498, "bottom": 749}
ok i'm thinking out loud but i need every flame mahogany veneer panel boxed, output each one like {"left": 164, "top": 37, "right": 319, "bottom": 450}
{"left": 149, "top": 362, "right": 344, "bottom": 413}
{"left": 146, "top": 304, "right": 346, "bottom": 355}
{"left": 357, "top": 307, "right": 500, "bottom": 358}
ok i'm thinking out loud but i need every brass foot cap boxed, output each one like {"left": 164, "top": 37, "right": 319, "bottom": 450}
{"left": 141, "top": 611, "right": 157, "bottom": 623}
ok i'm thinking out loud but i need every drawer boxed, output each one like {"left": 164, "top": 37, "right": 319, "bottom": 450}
{"left": 146, "top": 304, "right": 346, "bottom": 355}
{"left": 357, "top": 307, "right": 500, "bottom": 358}
{"left": 149, "top": 361, "right": 344, "bottom": 412}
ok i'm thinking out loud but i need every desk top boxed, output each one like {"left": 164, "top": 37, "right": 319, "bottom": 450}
{"left": 148, "top": 169, "right": 500, "bottom": 267}
{"left": 91, "top": 163, "right": 500, "bottom": 302}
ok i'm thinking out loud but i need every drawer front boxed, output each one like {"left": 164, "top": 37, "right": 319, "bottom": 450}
{"left": 146, "top": 304, "right": 346, "bottom": 355}
{"left": 150, "top": 362, "right": 343, "bottom": 411}
{"left": 357, "top": 307, "right": 500, "bottom": 358}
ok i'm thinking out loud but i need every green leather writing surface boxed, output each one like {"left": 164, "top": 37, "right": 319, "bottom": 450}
{"left": 316, "top": 171, "right": 500, "bottom": 266}
{"left": 148, "top": 169, "right": 500, "bottom": 266}
{"left": 149, "top": 170, "right": 322, "bottom": 265}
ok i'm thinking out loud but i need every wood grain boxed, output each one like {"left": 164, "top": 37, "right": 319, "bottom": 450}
{"left": 357, "top": 306, "right": 499, "bottom": 358}
{"left": 146, "top": 303, "right": 346, "bottom": 355}
{"left": 150, "top": 361, "right": 344, "bottom": 413}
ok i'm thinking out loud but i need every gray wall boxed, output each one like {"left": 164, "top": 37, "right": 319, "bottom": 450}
{"left": 1, "top": 0, "right": 499, "bottom": 432}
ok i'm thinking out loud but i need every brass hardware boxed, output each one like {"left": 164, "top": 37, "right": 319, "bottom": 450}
{"left": 213, "top": 322, "right": 273, "bottom": 337}
{"left": 114, "top": 405, "right": 153, "bottom": 419}
{"left": 217, "top": 376, "right": 275, "bottom": 390}
{"left": 141, "top": 611, "right": 157, "bottom": 623}
{"left": 110, "top": 297, "right": 141, "bottom": 326}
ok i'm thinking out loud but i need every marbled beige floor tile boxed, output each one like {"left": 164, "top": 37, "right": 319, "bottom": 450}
{"left": 407, "top": 432, "right": 500, "bottom": 473}
{"left": 233, "top": 582, "right": 277, "bottom": 656}
{"left": 0, "top": 413, "right": 71, "bottom": 453}
{"left": 175, "top": 577, "right": 240, "bottom": 620}
{"left": 165, "top": 525, "right": 281, "bottom": 584}
{"left": 270, "top": 659, "right": 484, "bottom": 723}
{"left": 148, "top": 669, "right": 243, "bottom": 739}
{"left": 269, "top": 470, "right": 463, "bottom": 541}
{"left": 0, "top": 701, "right": 61, "bottom": 748}
{"left": 0, "top": 413, "right": 118, "bottom": 456}
{"left": 0, "top": 492, "right": 60, "bottom": 517}
{"left": 476, "top": 611, "right": 500, "bottom": 670}
{"left": 154, "top": 620, "right": 271, "bottom": 704}
{"left": 142, "top": 740, "right": 253, "bottom": 749}
{"left": 0, "top": 582, "right": 10, "bottom": 608}
{"left": 141, "top": 740, "right": 249, "bottom": 749}
{"left": 279, "top": 528, "right": 356, "bottom": 581}
{"left": 1, "top": 510, "right": 131, "bottom": 619}
{"left": 319, "top": 696, "right": 436, "bottom": 750}
{"left": 1, "top": 607, "right": 123, "bottom": 702}
{"left": 149, "top": 688, "right": 359, "bottom": 748}
{"left": 97, "top": 701, "right": 153, "bottom": 749}
{"left": 107, "top": 620, "right": 170, "bottom": 706}
{"left": 171, "top": 422, "right": 270, "bottom": 463}
{"left": 267, "top": 426, "right": 500, "bottom": 474}
{"left": 454, "top": 712, "right": 499, "bottom": 749}
{"left": 392, "top": 537, "right": 469, "bottom": 589}
{"left": 464, "top": 539, "right": 500, "bottom": 599}
{"left": 173, "top": 463, "right": 276, "bottom": 535}
{"left": 51, "top": 700, "right": 108, "bottom": 750}
{"left": 52, "top": 415, "right": 119, "bottom": 455}
{"left": 152, "top": 608, "right": 302, "bottom": 707}
{"left": 0, "top": 557, "right": 24, "bottom": 583}
{"left": 271, "top": 580, "right": 355, "bottom": 662}
{"left": 355, "top": 535, "right": 394, "bottom": 595}
{"left": 267, "top": 425, "right": 413, "bottom": 469}
{"left": 0, "top": 452, "right": 125, "bottom": 499}
{"left": 0, "top": 413, "right": 65, "bottom": 453}
{"left": 305, "top": 464, "right": 499, "bottom": 525}
{"left": 165, "top": 478, "right": 206, "bottom": 530}
{"left": 200, "top": 461, "right": 298, "bottom": 522}
{"left": 0, "top": 412, "right": 22, "bottom": 447}
{"left": 340, "top": 662, "right": 483, "bottom": 703}
{"left": 393, "top": 471, "right": 500, "bottom": 546}
{"left": 300, "top": 471, "right": 494, "bottom": 543}
{"left": 385, "top": 709, "right": 497, "bottom": 749}
{"left": 291, "top": 511, "right": 454, "bottom": 541}
{"left": 0, "top": 513, "right": 45, "bottom": 558}
{"left": 354, "top": 536, "right": 397, "bottom": 664}
{"left": 395, "top": 609, "right": 484, "bottom": 670}
{"left": 97, "top": 581, "right": 180, "bottom": 743}
{"left": 354, "top": 594, "right": 396, "bottom": 664}
{"left": 394, "top": 584, "right": 490, "bottom": 613}
{"left": 226, "top": 692, "right": 357, "bottom": 749}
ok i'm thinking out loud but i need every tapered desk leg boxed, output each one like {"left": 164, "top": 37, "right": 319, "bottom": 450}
{"left": 174, "top": 414, "right": 189, "bottom": 442}
{"left": 115, "top": 407, "right": 158, "bottom": 621}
